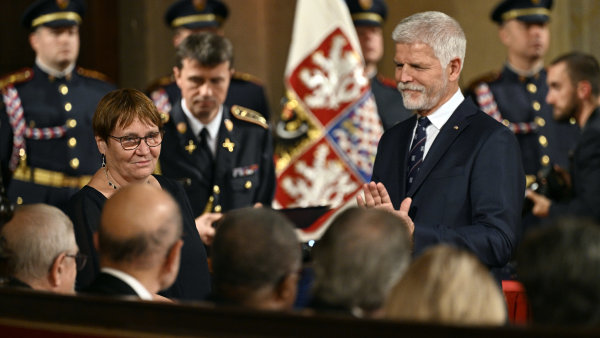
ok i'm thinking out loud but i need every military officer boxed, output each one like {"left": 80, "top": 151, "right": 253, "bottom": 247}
{"left": 345, "top": 0, "right": 411, "bottom": 130}
{"left": 468, "top": 0, "right": 579, "bottom": 185}
{"left": 159, "top": 32, "right": 275, "bottom": 218}
{"left": 0, "top": 0, "right": 115, "bottom": 210}
{"left": 148, "top": 0, "right": 271, "bottom": 122}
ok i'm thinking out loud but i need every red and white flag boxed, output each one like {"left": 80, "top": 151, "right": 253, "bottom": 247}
{"left": 274, "top": 0, "right": 383, "bottom": 241}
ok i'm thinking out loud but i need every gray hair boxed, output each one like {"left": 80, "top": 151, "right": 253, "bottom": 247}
{"left": 311, "top": 208, "right": 412, "bottom": 313}
{"left": 0, "top": 204, "right": 76, "bottom": 281}
{"left": 392, "top": 11, "right": 466, "bottom": 69}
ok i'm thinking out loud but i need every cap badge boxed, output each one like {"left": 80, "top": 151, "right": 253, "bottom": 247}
{"left": 193, "top": 0, "right": 206, "bottom": 11}
{"left": 57, "top": 0, "right": 69, "bottom": 10}
{"left": 359, "top": 0, "right": 373, "bottom": 10}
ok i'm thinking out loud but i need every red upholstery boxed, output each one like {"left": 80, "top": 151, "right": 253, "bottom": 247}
{"left": 502, "top": 280, "right": 531, "bottom": 324}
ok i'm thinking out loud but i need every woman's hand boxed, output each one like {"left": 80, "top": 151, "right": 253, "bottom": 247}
{"left": 195, "top": 212, "right": 223, "bottom": 245}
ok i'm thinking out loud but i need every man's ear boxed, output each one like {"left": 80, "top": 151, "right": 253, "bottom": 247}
{"left": 164, "top": 239, "right": 183, "bottom": 274}
{"left": 29, "top": 32, "right": 39, "bottom": 53}
{"left": 577, "top": 80, "right": 592, "bottom": 100}
{"left": 274, "top": 271, "right": 299, "bottom": 310}
{"left": 447, "top": 57, "right": 462, "bottom": 82}
{"left": 48, "top": 252, "right": 66, "bottom": 288}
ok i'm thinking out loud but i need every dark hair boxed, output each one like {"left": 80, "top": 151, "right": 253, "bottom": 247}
{"left": 211, "top": 208, "right": 300, "bottom": 300}
{"left": 311, "top": 207, "right": 412, "bottom": 313}
{"left": 93, "top": 88, "right": 163, "bottom": 141}
{"left": 517, "top": 217, "right": 600, "bottom": 326}
{"left": 550, "top": 52, "right": 600, "bottom": 96}
{"left": 174, "top": 32, "right": 233, "bottom": 69}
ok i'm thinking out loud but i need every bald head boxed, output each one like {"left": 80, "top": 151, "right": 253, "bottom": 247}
{"left": 0, "top": 204, "right": 78, "bottom": 293}
{"left": 98, "top": 184, "right": 182, "bottom": 269}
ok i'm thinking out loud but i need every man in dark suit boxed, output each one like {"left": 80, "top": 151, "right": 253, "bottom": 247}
{"left": 344, "top": 0, "right": 411, "bottom": 130}
{"left": 0, "top": 0, "right": 115, "bottom": 210}
{"left": 84, "top": 184, "right": 183, "bottom": 300}
{"left": 159, "top": 33, "right": 275, "bottom": 244}
{"left": 526, "top": 52, "right": 600, "bottom": 222}
{"left": 148, "top": 0, "right": 270, "bottom": 122}
{"left": 358, "top": 11, "right": 525, "bottom": 270}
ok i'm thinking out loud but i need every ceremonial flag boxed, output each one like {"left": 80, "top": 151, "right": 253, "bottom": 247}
{"left": 274, "top": 0, "right": 383, "bottom": 241}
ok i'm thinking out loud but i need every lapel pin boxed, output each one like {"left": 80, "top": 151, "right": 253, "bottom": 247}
{"left": 453, "top": 125, "right": 459, "bottom": 130}
{"left": 222, "top": 138, "right": 235, "bottom": 152}
{"left": 185, "top": 140, "right": 196, "bottom": 154}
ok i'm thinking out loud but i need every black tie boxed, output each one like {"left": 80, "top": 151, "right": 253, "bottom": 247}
{"left": 199, "top": 128, "right": 214, "bottom": 183}
{"left": 406, "top": 117, "right": 431, "bottom": 191}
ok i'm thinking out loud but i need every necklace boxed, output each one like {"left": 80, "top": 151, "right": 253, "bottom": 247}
{"left": 104, "top": 167, "right": 118, "bottom": 190}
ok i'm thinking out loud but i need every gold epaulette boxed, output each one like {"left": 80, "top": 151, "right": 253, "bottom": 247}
{"left": 231, "top": 105, "right": 268, "bottom": 129}
{"left": 0, "top": 68, "right": 33, "bottom": 90}
{"left": 232, "top": 71, "right": 263, "bottom": 85}
{"left": 76, "top": 67, "right": 111, "bottom": 82}
{"left": 466, "top": 71, "right": 501, "bottom": 92}
{"left": 146, "top": 74, "right": 175, "bottom": 93}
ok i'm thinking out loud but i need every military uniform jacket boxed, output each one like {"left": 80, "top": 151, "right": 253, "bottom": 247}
{"left": 149, "top": 72, "right": 271, "bottom": 121}
{"left": 470, "top": 65, "right": 579, "bottom": 176}
{"left": 371, "top": 74, "right": 411, "bottom": 130}
{"left": 550, "top": 108, "right": 600, "bottom": 222}
{"left": 159, "top": 101, "right": 275, "bottom": 217}
{"left": 0, "top": 64, "right": 115, "bottom": 208}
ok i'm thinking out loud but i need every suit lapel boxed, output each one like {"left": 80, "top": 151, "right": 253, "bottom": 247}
{"left": 406, "top": 100, "right": 476, "bottom": 196}
{"left": 384, "top": 116, "right": 415, "bottom": 201}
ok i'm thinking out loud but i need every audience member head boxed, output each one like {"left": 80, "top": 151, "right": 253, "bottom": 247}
{"left": 385, "top": 244, "right": 506, "bottom": 326}
{"left": 165, "top": 0, "right": 229, "bottom": 47}
{"left": 547, "top": 52, "right": 600, "bottom": 126}
{"left": 517, "top": 217, "right": 600, "bottom": 326}
{"left": 0, "top": 204, "right": 81, "bottom": 294}
{"left": 391, "top": 11, "right": 465, "bottom": 115}
{"left": 211, "top": 207, "right": 301, "bottom": 311}
{"left": 311, "top": 207, "right": 411, "bottom": 318}
{"left": 97, "top": 184, "right": 183, "bottom": 294}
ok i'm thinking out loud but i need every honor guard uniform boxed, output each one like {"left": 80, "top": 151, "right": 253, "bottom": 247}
{"left": 345, "top": 0, "right": 411, "bottom": 130}
{"left": 148, "top": 0, "right": 271, "bottom": 122}
{"left": 0, "top": 0, "right": 116, "bottom": 210}
{"left": 468, "top": 0, "right": 579, "bottom": 183}
{"left": 159, "top": 103, "right": 275, "bottom": 217}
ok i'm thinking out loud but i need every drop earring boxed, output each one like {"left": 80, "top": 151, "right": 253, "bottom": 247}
{"left": 101, "top": 154, "right": 106, "bottom": 168}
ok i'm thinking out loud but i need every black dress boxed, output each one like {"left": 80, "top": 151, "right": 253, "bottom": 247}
{"left": 66, "top": 174, "right": 211, "bottom": 301}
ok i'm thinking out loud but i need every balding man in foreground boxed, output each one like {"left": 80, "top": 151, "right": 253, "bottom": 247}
{"left": 0, "top": 204, "right": 82, "bottom": 294}
{"left": 84, "top": 184, "right": 183, "bottom": 300}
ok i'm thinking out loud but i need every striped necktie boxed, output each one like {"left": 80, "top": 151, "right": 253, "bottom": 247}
{"left": 406, "top": 117, "right": 431, "bottom": 191}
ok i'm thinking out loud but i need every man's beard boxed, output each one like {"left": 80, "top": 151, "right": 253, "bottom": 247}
{"left": 397, "top": 73, "right": 448, "bottom": 111}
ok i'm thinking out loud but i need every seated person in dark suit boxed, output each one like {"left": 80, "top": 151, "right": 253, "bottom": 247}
{"left": 310, "top": 208, "right": 411, "bottom": 318}
{"left": 517, "top": 217, "right": 600, "bottom": 326}
{"left": 0, "top": 204, "right": 83, "bottom": 294}
{"left": 211, "top": 207, "right": 301, "bottom": 310}
{"left": 84, "top": 183, "right": 183, "bottom": 301}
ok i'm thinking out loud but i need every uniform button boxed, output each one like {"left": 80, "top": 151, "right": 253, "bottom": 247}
{"left": 244, "top": 180, "right": 252, "bottom": 189}
{"left": 59, "top": 84, "right": 69, "bottom": 95}
{"left": 502, "top": 119, "right": 510, "bottom": 127}
{"left": 535, "top": 117, "right": 546, "bottom": 127}
{"left": 527, "top": 83, "right": 537, "bottom": 93}
{"left": 213, "top": 185, "right": 220, "bottom": 194}
{"left": 214, "top": 205, "right": 222, "bottom": 213}
{"left": 208, "top": 196, "right": 214, "bottom": 202}
{"left": 70, "top": 158, "right": 80, "bottom": 169}
{"left": 68, "top": 137, "right": 77, "bottom": 148}
{"left": 532, "top": 101, "right": 541, "bottom": 111}
{"left": 29, "top": 120, "right": 36, "bottom": 128}
{"left": 541, "top": 155, "right": 550, "bottom": 166}
{"left": 16, "top": 197, "right": 23, "bottom": 205}
{"left": 66, "top": 119, "right": 77, "bottom": 128}
{"left": 569, "top": 117, "right": 577, "bottom": 125}
{"left": 538, "top": 135, "right": 548, "bottom": 147}
{"left": 65, "top": 102, "right": 72, "bottom": 112}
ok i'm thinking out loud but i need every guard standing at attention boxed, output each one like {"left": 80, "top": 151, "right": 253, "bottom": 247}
{"left": 468, "top": 0, "right": 579, "bottom": 191}
{"left": 148, "top": 0, "right": 271, "bottom": 122}
{"left": 345, "top": 0, "right": 411, "bottom": 130}
{"left": 0, "top": 0, "right": 116, "bottom": 210}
